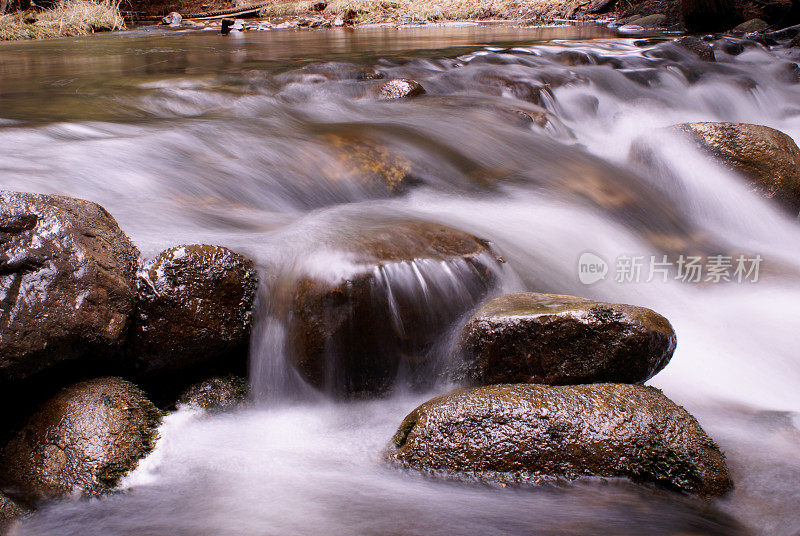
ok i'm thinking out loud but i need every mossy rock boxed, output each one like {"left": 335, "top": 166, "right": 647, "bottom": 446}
{"left": 387, "top": 383, "right": 732, "bottom": 497}
{"left": 453, "top": 292, "right": 676, "bottom": 386}
{"left": 286, "top": 219, "right": 505, "bottom": 397}
{"left": 671, "top": 122, "right": 800, "bottom": 213}
{"left": 0, "top": 377, "right": 162, "bottom": 502}
{"left": 0, "top": 191, "right": 139, "bottom": 383}
{"left": 133, "top": 245, "right": 258, "bottom": 376}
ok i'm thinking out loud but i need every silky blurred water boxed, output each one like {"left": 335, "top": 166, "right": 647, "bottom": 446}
{"left": 1, "top": 22, "right": 800, "bottom": 536}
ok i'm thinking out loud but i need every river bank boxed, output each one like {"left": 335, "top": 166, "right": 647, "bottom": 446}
{"left": 2, "top": 0, "right": 799, "bottom": 41}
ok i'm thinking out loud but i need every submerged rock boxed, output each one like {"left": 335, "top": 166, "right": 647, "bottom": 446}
{"left": 377, "top": 79, "right": 426, "bottom": 100}
{"left": 387, "top": 383, "right": 732, "bottom": 497}
{"left": 0, "top": 377, "right": 161, "bottom": 501}
{"left": 319, "top": 133, "right": 415, "bottom": 193}
{"left": 672, "top": 122, "right": 800, "bottom": 213}
{"left": 453, "top": 293, "right": 676, "bottom": 386}
{"left": 286, "top": 220, "right": 505, "bottom": 396}
{"left": 0, "top": 191, "right": 139, "bottom": 383}
{"left": 133, "top": 245, "right": 258, "bottom": 376}
{"left": 178, "top": 375, "right": 249, "bottom": 410}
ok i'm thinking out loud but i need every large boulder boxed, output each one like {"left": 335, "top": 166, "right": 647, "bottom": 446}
{"left": 387, "top": 383, "right": 733, "bottom": 497}
{"left": 0, "top": 192, "right": 139, "bottom": 383}
{"left": 286, "top": 220, "right": 505, "bottom": 396}
{"left": 452, "top": 293, "right": 676, "bottom": 386}
{"left": 178, "top": 375, "right": 248, "bottom": 410}
{"left": 0, "top": 377, "right": 161, "bottom": 501}
{"left": 672, "top": 122, "right": 800, "bottom": 213}
{"left": 132, "top": 245, "right": 258, "bottom": 376}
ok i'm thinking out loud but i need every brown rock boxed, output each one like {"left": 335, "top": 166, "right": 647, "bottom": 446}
{"left": 387, "top": 383, "right": 733, "bottom": 497}
{"left": 178, "top": 375, "right": 248, "bottom": 410}
{"left": 320, "top": 133, "right": 414, "bottom": 193}
{"left": 377, "top": 79, "right": 426, "bottom": 100}
{"left": 0, "top": 377, "right": 161, "bottom": 502}
{"left": 286, "top": 220, "right": 505, "bottom": 396}
{"left": 0, "top": 192, "right": 139, "bottom": 383}
{"left": 0, "top": 491, "right": 27, "bottom": 531}
{"left": 672, "top": 122, "right": 800, "bottom": 213}
{"left": 133, "top": 245, "right": 258, "bottom": 376}
{"left": 453, "top": 293, "right": 676, "bottom": 386}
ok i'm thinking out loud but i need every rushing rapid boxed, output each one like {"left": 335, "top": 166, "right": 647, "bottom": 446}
{"left": 1, "top": 22, "right": 799, "bottom": 536}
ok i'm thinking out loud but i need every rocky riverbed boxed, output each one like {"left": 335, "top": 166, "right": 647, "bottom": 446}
{"left": 1, "top": 23, "right": 800, "bottom": 536}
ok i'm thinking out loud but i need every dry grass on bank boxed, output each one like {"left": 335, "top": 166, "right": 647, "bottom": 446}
{"left": 0, "top": 0, "right": 124, "bottom": 40}
{"left": 259, "top": 0, "right": 581, "bottom": 24}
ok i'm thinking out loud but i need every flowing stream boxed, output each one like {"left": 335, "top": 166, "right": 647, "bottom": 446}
{"left": 1, "top": 22, "right": 800, "bottom": 535}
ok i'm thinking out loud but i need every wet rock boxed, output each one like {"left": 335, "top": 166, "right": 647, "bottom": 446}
{"left": 133, "top": 245, "right": 258, "bottom": 376}
{"left": 0, "top": 492, "right": 27, "bottom": 531}
{"left": 178, "top": 375, "right": 248, "bottom": 410}
{"left": 387, "top": 383, "right": 733, "bottom": 497}
{"left": 221, "top": 18, "right": 244, "bottom": 34}
{"left": 634, "top": 13, "right": 667, "bottom": 27}
{"left": 453, "top": 293, "right": 676, "bottom": 386}
{"left": 672, "top": 122, "right": 800, "bottom": 213}
{"left": 0, "top": 377, "right": 161, "bottom": 502}
{"left": 286, "top": 220, "right": 505, "bottom": 396}
{"left": 319, "top": 133, "right": 414, "bottom": 193}
{"left": 377, "top": 79, "right": 426, "bottom": 100}
{"left": 474, "top": 73, "right": 554, "bottom": 106}
{"left": 676, "top": 36, "right": 716, "bottom": 61}
{"left": 161, "top": 11, "right": 182, "bottom": 25}
{"left": 614, "top": 14, "right": 643, "bottom": 25}
{"left": 280, "top": 62, "right": 383, "bottom": 83}
{"left": 0, "top": 192, "right": 139, "bottom": 383}
{"left": 733, "top": 17, "right": 768, "bottom": 32}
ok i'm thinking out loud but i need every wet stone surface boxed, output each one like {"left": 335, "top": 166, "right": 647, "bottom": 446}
{"left": 387, "top": 383, "right": 733, "bottom": 497}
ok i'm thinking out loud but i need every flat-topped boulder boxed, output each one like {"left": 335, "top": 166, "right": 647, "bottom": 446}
{"left": 387, "top": 383, "right": 732, "bottom": 497}
{"left": 453, "top": 293, "right": 676, "bottom": 386}
{"left": 287, "top": 219, "right": 505, "bottom": 396}
{"left": 0, "top": 191, "right": 139, "bottom": 383}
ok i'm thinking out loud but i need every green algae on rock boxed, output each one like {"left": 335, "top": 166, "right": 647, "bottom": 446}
{"left": 453, "top": 292, "right": 677, "bottom": 386}
{"left": 387, "top": 383, "right": 732, "bottom": 497}
{"left": 0, "top": 377, "right": 162, "bottom": 501}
